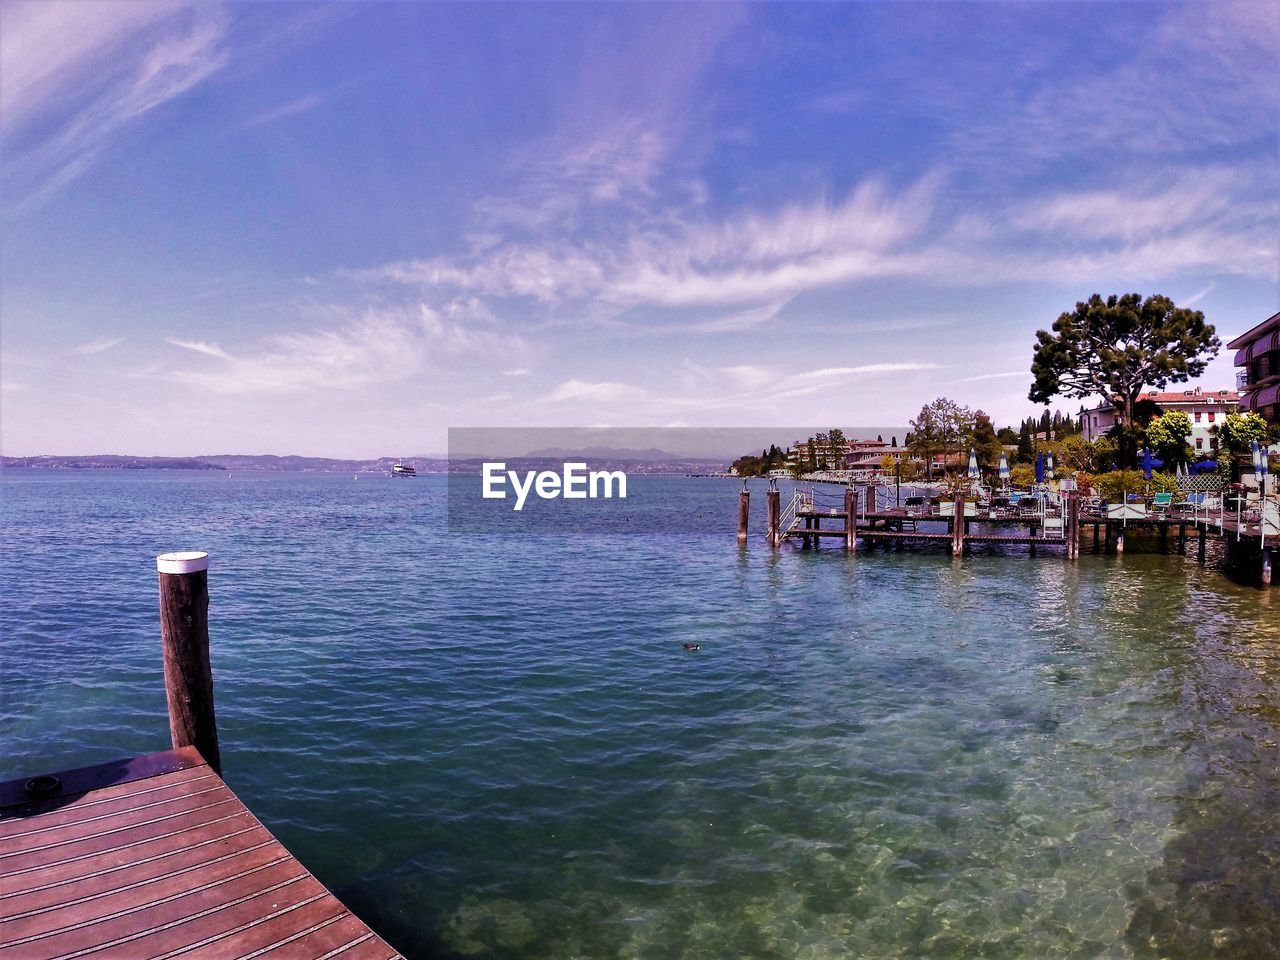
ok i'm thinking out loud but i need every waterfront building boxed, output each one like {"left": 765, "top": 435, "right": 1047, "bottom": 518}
{"left": 1228, "top": 310, "right": 1280, "bottom": 426}
{"left": 1078, "top": 387, "right": 1241, "bottom": 454}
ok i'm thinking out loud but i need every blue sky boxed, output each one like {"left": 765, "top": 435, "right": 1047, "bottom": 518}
{"left": 2, "top": 1, "right": 1276, "bottom": 457}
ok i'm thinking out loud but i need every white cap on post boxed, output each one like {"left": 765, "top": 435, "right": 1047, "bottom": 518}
{"left": 157, "top": 551, "right": 210, "bottom": 574}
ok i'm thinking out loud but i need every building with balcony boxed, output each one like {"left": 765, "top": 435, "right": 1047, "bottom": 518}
{"left": 1077, "top": 387, "right": 1241, "bottom": 455}
{"left": 1228, "top": 311, "right": 1280, "bottom": 425}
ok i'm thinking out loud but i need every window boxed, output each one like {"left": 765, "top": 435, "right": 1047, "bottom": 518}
{"left": 1208, "top": 412, "right": 1215, "bottom": 423}
{"left": 1196, "top": 438, "right": 1203, "bottom": 450}
{"left": 1211, "top": 438, "right": 1218, "bottom": 450}
{"left": 1195, "top": 411, "right": 1202, "bottom": 422}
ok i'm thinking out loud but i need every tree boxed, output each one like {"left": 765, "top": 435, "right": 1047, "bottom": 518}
{"left": 1092, "top": 435, "right": 1119, "bottom": 472}
{"left": 1029, "top": 293, "right": 1220, "bottom": 466}
{"left": 1016, "top": 420, "right": 1035, "bottom": 463}
{"left": 1215, "top": 412, "right": 1270, "bottom": 481}
{"left": 1060, "top": 434, "right": 1097, "bottom": 473}
{"left": 969, "top": 411, "right": 1003, "bottom": 469}
{"left": 827, "top": 428, "right": 847, "bottom": 469}
{"left": 891, "top": 436, "right": 898, "bottom": 448}
{"left": 1145, "top": 411, "right": 1194, "bottom": 468}
{"left": 1215, "top": 412, "right": 1269, "bottom": 455}
{"left": 908, "top": 397, "right": 974, "bottom": 479}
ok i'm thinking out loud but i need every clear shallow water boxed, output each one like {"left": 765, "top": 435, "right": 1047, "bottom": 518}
{"left": 2, "top": 470, "right": 1279, "bottom": 959}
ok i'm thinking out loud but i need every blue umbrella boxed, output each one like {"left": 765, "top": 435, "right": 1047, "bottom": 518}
{"left": 968, "top": 448, "right": 979, "bottom": 481}
{"left": 1194, "top": 460, "right": 1218, "bottom": 473}
{"left": 1034, "top": 453, "right": 1045, "bottom": 484}
{"left": 998, "top": 451, "right": 1010, "bottom": 485}
{"left": 1139, "top": 447, "right": 1162, "bottom": 480}
{"left": 1253, "top": 439, "right": 1263, "bottom": 479}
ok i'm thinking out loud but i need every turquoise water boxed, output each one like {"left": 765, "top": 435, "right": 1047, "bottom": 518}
{"left": 2, "top": 471, "right": 1279, "bottom": 958}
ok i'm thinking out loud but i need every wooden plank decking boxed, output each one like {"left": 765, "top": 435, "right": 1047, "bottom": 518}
{"left": 0, "top": 747, "right": 402, "bottom": 960}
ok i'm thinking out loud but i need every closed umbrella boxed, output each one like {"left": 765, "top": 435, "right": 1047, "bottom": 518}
{"left": 1046, "top": 452, "right": 1055, "bottom": 481}
{"left": 998, "top": 451, "right": 1010, "bottom": 487}
{"left": 1034, "top": 453, "right": 1045, "bottom": 484}
{"left": 968, "top": 448, "right": 979, "bottom": 481}
{"left": 1139, "top": 448, "right": 1161, "bottom": 481}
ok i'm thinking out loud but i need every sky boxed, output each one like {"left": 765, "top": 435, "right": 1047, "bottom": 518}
{"left": 1, "top": 1, "right": 1276, "bottom": 457}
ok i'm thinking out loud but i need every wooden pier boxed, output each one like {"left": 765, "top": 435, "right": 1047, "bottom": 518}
{"left": 756, "top": 484, "right": 1276, "bottom": 586}
{"left": 0, "top": 552, "right": 404, "bottom": 959}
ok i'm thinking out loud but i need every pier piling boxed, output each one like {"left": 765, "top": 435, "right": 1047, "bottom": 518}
{"left": 737, "top": 483, "right": 750, "bottom": 543}
{"left": 157, "top": 551, "right": 220, "bottom": 775}
{"left": 1066, "top": 491, "right": 1080, "bottom": 561}
{"left": 845, "top": 486, "right": 857, "bottom": 552}
{"left": 767, "top": 485, "right": 781, "bottom": 548}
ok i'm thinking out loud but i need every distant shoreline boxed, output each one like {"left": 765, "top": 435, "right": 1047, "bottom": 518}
{"left": 1, "top": 453, "right": 733, "bottom": 474}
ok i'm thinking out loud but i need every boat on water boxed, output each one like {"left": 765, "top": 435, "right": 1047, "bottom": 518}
{"left": 392, "top": 460, "right": 417, "bottom": 477}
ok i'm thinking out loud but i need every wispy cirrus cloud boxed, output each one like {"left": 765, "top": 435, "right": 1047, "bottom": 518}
{"left": 352, "top": 174, "right": 940, "bottom": 321}
{"left": 240, "top": 92, "right": 323, "bottom": 129}
{"left": 533, "top": 360, "right": 945, "bottom": 417}
{"left": 167, "top": 338, "right": 230, "bottom": 359}
{"left": 155, "top": 303, "right": 530, "bottom": 396}
{"left": 0, "top": 1, "right": 230, "bottom": 209}
{"left": 71, "top": 336, "right": 125, "bottom": 356}
{"left": 543, "top": 380, "right": 647, "bottom": 404}
{"left": 951, "top": 371, "right": 1027, "bottom": 384}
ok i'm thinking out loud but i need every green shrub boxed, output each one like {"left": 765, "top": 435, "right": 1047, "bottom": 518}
{"left": 1094, "top": 469, "right": 1177, "bottom": 501}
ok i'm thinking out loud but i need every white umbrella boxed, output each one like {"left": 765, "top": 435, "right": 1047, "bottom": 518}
{"left": 968, "top": 448, "right": 980, "bottom": 481}
{"left": 998, "top": 451, "right": 1010, "bottom": 487}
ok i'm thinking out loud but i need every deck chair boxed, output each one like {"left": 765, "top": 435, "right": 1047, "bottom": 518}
{"left": 1152, "top": 492, "right": 1173, "bottom": 514}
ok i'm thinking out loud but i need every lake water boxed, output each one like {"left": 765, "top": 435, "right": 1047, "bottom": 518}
{"left": 2, "top": 470, "right": 1278, "bottom": 958}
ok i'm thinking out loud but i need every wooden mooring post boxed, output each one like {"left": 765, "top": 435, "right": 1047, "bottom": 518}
{"left": 157, "top": 551, "right": 220, "bottom": 775}
{"left": 737, "top": 482, "right": 750, "bottom": 543}
{"left": 1066, "top": 490, "right": 1080, "bottom": 561}
{"left": 951, "top": 502, "right": 965, "bottom": 557}
{"left": 766, "top": 483, "right": 781, "bottom": 548}
{"left": 845, "top": 485, "right": 857, "bottom": 552}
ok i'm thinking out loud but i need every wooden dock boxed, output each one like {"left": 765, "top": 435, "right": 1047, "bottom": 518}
{"left": 750, "top": 482, "right": 1276, "bottom": 585}
{"left": 0, "top": 747, "right": 401, "bottom": 959}
{"left": 1, "top": 551, "right": 405, "bottom": 959}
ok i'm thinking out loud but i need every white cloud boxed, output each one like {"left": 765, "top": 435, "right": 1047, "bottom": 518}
{"left": 241, "top": 92, "right": 323, "bottom": 129}
{"left": 355, "top": 175, "right": 940, "bottom": 312}
{"left": 1, "top": 1, "right": 229, "bottom": 208}
{"left": 71, "top": 336, "right": 125, "bottom": 356}
{"left": 155, "top": 304, "right": 528, "bottom": 396}
{"left": 542, "top": 380, "right": 648, "bottom": 404}
{"left": 952, "top": 371, "right": 1027, "bottom": 384}
{"left": 167, "top": 338, "right": 230, "bottom": 359}
{"left": 502, "top": 368, "right": 532, "bottom": 377}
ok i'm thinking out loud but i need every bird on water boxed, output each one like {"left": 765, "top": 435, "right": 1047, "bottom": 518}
{"left": 682, "top": 643, "right": 701, "bottom": 651}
